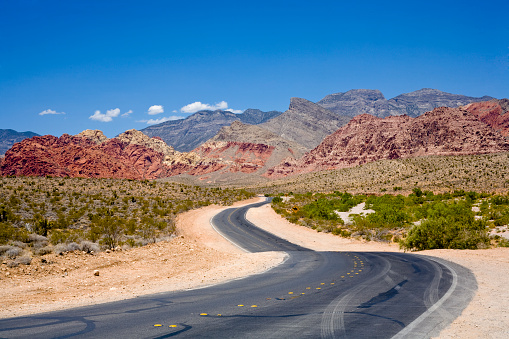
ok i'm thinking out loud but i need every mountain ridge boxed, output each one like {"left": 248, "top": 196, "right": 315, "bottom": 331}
{"left": 266, "top": 106, "right": 509, "bottom": 178}
{"left": 140, "top": 109, "right": 281, "bottom": 152}
{"left": 0, "top": 129, "right": 40, "bottom": 155}
{"left": 317, "top": 88, "right": 493, "bottom": 118}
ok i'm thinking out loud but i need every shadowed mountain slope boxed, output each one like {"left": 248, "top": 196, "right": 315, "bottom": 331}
{"left": 259, "top": 98, "right": 351, "bottom": 150}
{"left": 317, "top": 88, "right": 493, "bottom": 118}
{"left": 0, "top": 129, "right": 39, "bottom": 155}
{"left": 140, "top": 109, "right": 281, "bottom": 152}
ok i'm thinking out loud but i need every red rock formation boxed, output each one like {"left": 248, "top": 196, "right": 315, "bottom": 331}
{"left": 266, "top": 107, "right": 509, "bottom": 177}
{"left": 463, "top": 99, "right": 509, "bottom": 137}
{"left": 193, "top": 141, "right": 275, "bottom": 174}
{"left": 0, "top": 134, "right": 169, "bottom": 179}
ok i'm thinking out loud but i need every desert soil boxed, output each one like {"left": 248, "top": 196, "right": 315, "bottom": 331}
{"left": 1, "top": 198, "right": 508, "bottom": 339}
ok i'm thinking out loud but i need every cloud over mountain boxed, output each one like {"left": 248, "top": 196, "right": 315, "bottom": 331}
{"left": 147, "top": 105, "right": 164, "bottom": 115}
{"left": 89, "top": 108, "right": 121, "bottom": 122}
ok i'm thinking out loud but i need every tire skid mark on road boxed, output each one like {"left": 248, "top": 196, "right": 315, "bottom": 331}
{"left": 391, "top": 257, "right": 459, "bottom": 339}
{"left": 320, "top": 253, "right": 392, "bottom": 339}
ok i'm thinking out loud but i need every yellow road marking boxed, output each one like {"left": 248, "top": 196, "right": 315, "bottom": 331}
{"left": 288, "top": 292, "right": 293, "bottom": 294}
{"left": 169, "top": 325, "right": 177, "bottom": 327}
{"left": 238, "top": 305, "right": 244, "bottom": 307}
{"left": 200, "top": 313, "right": 208, "bottom": 316}
{"left": 154, "top": 324, "right": 162, "bottom": 327}
{"left": 251, "top": 305, "right": 258, "bottom": 307}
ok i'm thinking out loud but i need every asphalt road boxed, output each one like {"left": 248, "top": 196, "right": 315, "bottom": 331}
{"left": 0, "top": 199, "right": 476, "bottom": 338}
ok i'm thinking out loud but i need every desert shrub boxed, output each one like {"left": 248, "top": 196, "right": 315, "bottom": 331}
{"left": 33, "top": 218, "right": 53, "bottom": 237}
{"left": 80, "top": 241, "right": 100, "bottom": 253}
{"left": 12, "top": 241, "right": 26, "bottom": 249}
{"left": 498, "top": 238, "right": 509, "bottom": 247}
{"left": 401, "top": 201, "right": 489, "bottom": 250}
{"left": 0, "top": 222, "right": 27, "bottom": 244}
{"left": 272, "top": 196, "right": 283, "bottom": 204}
{"left": 28, "top": 233, "right": 49, "bottom": 244}
{"left": 15, "top": 256, "right": 32, "bottom": 265}
{"left": 0, "top": 205, "right": 19, "bottom": 223}
{"left": 54, "top": 243, "right": 76, "bottom": 255}
{"left": 5, "top": 246, "right": 22, "bottom": 259}
{"left": 0, "top": 245, "right": 13, "bottom": 256}
{"left": 364, "top": 195, "right": 409, "bottom": 228}
{"left": 34, "top": 246, "right": 53, "bottom": 256}
{"left": 50, "top": 229, "right": 70, "bottom": 244}
{"left": 66, "top": 242, "right": 81, "bottom": 252}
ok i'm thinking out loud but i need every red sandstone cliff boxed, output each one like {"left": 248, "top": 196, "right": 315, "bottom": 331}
{"left": 265, "top": 107, "right": 509, "bottom": 177}
{"left": 463, "top": 99, "right": 509, "bottom": 137}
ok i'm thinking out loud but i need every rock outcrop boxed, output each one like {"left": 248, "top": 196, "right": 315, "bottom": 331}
{"left": 463, "top": 99, "right": 509, "bottom": 137}
{"left": 75, "top": 130, "right": 108, "bottom": 144}
{"left": 0, "top": 134, "right": 168, "bottom": 179}
{"left": 260, "top": 98, "right": 351, "bottom": 150}
{"left": 266, "top": 107, "right": 509, "bottom": 177}
{"left": 0, "top": 129, "right": 232, "bottom": 179}
{"left": 140, "top": 109, "right": 282, "bottom": 152}
{"left": 317, "top": 88, "right": 493, "bottom": 118}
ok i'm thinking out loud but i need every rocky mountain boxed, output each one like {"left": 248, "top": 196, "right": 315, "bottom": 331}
{"left": 463, "top": 99, "right": 509, "bottom": 137}
{"left": 259, "top": 98, "right": 351, "bottom": 150}
{"left": 0, "top": 129, "right": 228, "bottom": 179}
{"left": 140, "top": 109, "right": 281, "bottom": 152}
{"left": 266, "top": 106, "right": 509, "bottom": 178}
{"left": 0, "top": 128, "right": 279, "bottom": 180}
{"left": 192, "top": 121, "right": 308, "bottom": 175}
{"left": 0, "top": 129, "right": 39, "bottom": 155}
{"left": 317, "top": 88, "right": 493, "bottom": 118}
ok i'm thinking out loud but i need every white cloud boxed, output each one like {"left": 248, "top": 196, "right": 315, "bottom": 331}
{"left": 138, "top": 116, "right": 184, "bottom": 125}
{"left": 39, "top": 109, "right": 65, "bottom": 116}
{"left": 89, "top": 108, "right": 121, "bottom": 122}
{"left": 148, "top": 105, "right": 164, "bottom": 115}
{"left": 121, "top": 109, "right": 133, "bottom": 117}
{"left": 225, "top": 108, "right": 244, "bottom": 114}
{"left": 180, "top": 101, "right": 228, "bottom": 114}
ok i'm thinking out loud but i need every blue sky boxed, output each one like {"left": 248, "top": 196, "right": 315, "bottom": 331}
{"left": 1, "top": 0, "right": 508, "bottom": 138}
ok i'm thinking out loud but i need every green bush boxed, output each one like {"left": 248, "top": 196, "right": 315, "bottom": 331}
{"left": 272, "top": 196, "right": 283, "bottom": 204}
{"left": 401, "top": 201, "right": 490, "bottom": 250}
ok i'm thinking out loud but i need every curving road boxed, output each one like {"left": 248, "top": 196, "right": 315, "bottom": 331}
{"left": 0, "top": 199, "right": 476, "bottom": 338}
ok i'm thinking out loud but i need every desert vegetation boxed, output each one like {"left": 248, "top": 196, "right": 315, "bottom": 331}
{"left": 252, "top": 152, "right": 509, "bottom": 195}
{"left": 270, "top": 188, "right": 509, "bottom": 251}
{"left": 0, "top": 176, "right": 254, "bottom": 266}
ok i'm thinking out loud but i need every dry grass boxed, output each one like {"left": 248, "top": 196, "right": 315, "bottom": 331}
{"left": 248, "top": 152, "right": 509, "bottom": 195}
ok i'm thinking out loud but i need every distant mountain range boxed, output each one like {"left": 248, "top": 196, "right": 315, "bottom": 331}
{"left": 140, "top": 88, "right": 493, "bottom": 152}
{"left": 140, "top": 109, "right": 281, "bottom": 152}
{"left": 0, "top": 129, "right": 39, "bottom": 155}
{"left": 317, "top": 88, "right": 493, "bottom": 118}
{"left": 266, "top": 105, "right": 509, "bottom": 178}
{"left": 2, "top": 89, "right": 507, "bottom": 182}
{"left": 260, "top": 98, "right": 351, "bottom": 150}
